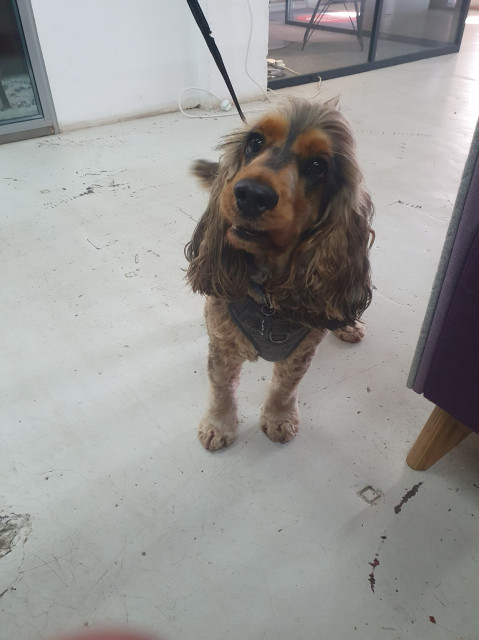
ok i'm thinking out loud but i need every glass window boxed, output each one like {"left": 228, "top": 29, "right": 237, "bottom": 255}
{"left": 0, "top": 0, "right": 42, "bottom": 125}
{"left": 375, "top": 0, "right": 463, "bottom": 60}
{"left": 269, "top": 0, "right": 375, "bottom": 81}
{"left": 269, "top": 0, "right": 469, "bottom": 89}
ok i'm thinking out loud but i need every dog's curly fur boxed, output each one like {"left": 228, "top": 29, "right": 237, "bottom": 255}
{"left": 185, "top": 98, "right": 374, "bottom": 451}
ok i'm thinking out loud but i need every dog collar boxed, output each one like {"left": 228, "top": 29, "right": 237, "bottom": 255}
{"left": 227, "top": 294, "right": 310, "bottom": 362}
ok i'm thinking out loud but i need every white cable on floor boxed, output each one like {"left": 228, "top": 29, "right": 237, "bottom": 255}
{"left": 179, "top": 0, "right": 324, "bottom": 120}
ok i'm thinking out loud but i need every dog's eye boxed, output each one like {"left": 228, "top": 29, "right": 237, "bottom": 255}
{"left": 245, "top": 133, "right": 264, "bottom": 160}
{"left": 303, "top": 158, "right": 328, "bottom": 180}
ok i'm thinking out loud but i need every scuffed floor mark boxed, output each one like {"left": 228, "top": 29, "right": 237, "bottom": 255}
{"left": 395, "top": 199, "right": 423, "bottom": 210}
{"left": 78, "top": 186, "right": 94, "bottom": 197}
{"left": 394, "top": 482, "right": 423, "bottom": 514}
{"left": 367, "top": 482, "right": 424, "bottom": 595}
{"left": 367, "top": 532, "right": 387, "bottom": 594}
{"left": 358, "top": 485, "right": 383, "bottom": 505}
{"left": 0, "top": 513, "right": 32, "bottom": 560}
{"left": 368, "top": 556, "right": 380, "bottom": 592}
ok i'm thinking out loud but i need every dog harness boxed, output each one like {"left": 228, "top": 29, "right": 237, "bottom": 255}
{"left": 228, "top": 294, "right": 310, "bottom": 362}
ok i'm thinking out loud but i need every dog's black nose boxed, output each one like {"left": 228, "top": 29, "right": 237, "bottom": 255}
{"left": 234, "top": 179, "right": 279, "bottom": 218}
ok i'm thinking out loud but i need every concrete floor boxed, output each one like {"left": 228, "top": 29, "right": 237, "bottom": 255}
{"left": 1, "top": 14, "right": 479, "bottom": 640}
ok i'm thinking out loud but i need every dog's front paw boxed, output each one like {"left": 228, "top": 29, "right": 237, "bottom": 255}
{"left": 333, "top": 320, "right": 365, "bottom": 343}
{"left": 260, "top": 409, "right": 299, "bottom": 444}
{"left": 198, "top": 414, "right": 237, "bottom": 451}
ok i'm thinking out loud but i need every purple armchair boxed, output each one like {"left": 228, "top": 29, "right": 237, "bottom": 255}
{"left": 407, "top": 117, "right": 479, "bottom": 470}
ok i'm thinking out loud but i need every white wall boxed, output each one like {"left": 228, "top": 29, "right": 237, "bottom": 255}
{"left": 200, "top": 0, "right": 269, "bottom": 107}
{"left": 30, "top": 0, "right": 268, "bottom": 131}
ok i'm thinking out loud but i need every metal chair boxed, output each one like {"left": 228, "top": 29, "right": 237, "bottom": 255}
{"left": 302, "top": 0, "right": 365, "bottom": 51}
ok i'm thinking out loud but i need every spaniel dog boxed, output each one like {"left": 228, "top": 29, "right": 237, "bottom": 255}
{"left": 185, "top": 98, "right": 374, "bottom": 451}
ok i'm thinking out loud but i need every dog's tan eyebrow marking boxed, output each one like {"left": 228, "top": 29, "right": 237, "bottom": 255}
{"left": 256, "top": 114, "right": 289, "bottom": 145}
{"left": 291, "top": 130, "right": 332, "bottom": 158}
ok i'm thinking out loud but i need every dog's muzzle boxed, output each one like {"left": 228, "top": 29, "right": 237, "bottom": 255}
{"left": 234, "top": 179, "right": 279, "bottom": 218}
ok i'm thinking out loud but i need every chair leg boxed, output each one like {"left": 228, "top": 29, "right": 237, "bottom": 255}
{"left": 356, "top": 0, "right": 365, "bottom": 50}
{"left": 406, "top": 405, "right": 472, "bottom": 471}
{"left": 302, "top": 0, "right": 327, "bottom": 50}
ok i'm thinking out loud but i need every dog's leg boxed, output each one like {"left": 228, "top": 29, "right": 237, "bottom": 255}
{"left": 198, "top": 340, "right": 244, "bottom": 451}
{"left": 333, "top": 319, "right": 365, "bottom": 343}
{"left": 260, "top": 331, "right": 325, "bottom": 444}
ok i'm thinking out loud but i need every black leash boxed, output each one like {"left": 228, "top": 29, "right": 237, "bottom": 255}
{"left": 186, "top": 0, "right": 246, "bottom": 123}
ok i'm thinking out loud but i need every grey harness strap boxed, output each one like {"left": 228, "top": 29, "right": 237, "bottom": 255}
{"left": 228, "top": 295, "right": 310, "bottom": 362}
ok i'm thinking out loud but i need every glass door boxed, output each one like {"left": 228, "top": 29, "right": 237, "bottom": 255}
{"left": 269, "top": 0, "right": 470, "bottom": 89}
{"left": 0, "top": 0, "right": 57, "bottom": 143}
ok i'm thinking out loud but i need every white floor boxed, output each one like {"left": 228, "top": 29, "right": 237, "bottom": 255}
{"left": 1, "top": 15, "right": 479, "bottom": 640}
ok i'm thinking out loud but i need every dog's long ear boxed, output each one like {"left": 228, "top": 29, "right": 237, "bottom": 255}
{"left": 185, "top": 162, "right": 251, "bottom": 300}
{"left": 191, "top": 160, "right": 219, "bottom": 189}
{"left": 274, "top": 176, "right": 374, "bottom": 328}
{"left": 308, "top": 185, "right": 374, "bottom": 323}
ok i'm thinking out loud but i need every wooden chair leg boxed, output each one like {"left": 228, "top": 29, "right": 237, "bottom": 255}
{"left": 406, "top": 405, "right": 472, "bottom": 471}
